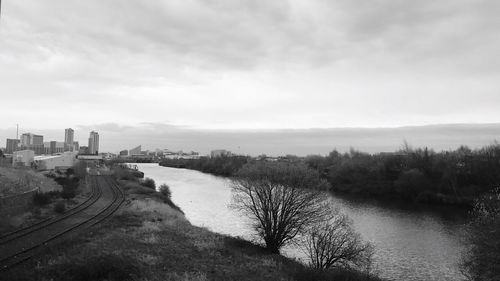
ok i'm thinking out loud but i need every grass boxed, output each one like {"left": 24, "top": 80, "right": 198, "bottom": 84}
{"left": 0, "top": 171, "right": 91, "bottom": 235}
{"left": 0, "top": 166, "right": 61, "bottom": 196}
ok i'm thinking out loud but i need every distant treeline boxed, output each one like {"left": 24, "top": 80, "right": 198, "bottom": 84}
{"left": 159, "top": 156, "right": 250, "bottom": 177}
{"left": 159, "top": 143, "right": 500, "bottom": 207}
{"left": 304, "top": 144, "right": 500, "bottom": 206}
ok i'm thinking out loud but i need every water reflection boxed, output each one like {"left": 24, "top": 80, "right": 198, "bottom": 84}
{"left": 136, "top": 163, "right": 467, "bottom": 281}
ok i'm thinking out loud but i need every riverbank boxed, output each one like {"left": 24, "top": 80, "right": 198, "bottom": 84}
{"left": 2, "top": 169, "right": 382, "bottom": 281}
{"left": 138, "top": 163, "right": 469, "bottom": 281}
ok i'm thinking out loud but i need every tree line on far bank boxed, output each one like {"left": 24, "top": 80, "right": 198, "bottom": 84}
{"left": 305, "top": 143, "right": 500, "bottom": 206}
{"left": 160, "top": 155, "right": 250, "bottom": 177}
{"left": 160, "top": 143, "right": 500, "bottom": 207}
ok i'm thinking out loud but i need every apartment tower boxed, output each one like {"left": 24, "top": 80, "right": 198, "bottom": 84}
{"left": 64, "top": 128, "right": 74, "bottom": 151}
{"left": 88, "top": 131, "right": 99, "bottom": 155}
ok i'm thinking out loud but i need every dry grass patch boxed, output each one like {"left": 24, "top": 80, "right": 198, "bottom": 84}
{"left": 0, "top": 167, "right": 61, "bottom": 196}
{"left": 128, "top": 198, "right": 187, "bottom": 226}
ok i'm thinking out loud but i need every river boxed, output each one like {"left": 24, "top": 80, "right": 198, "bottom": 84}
{"left": 135, "top": 163, "right": 468, "bottom": 281}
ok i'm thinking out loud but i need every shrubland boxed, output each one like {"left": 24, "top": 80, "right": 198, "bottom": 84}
{"left": 160, "top": 155, "right": 250, "bottom": 177}
{"left": 305, "top": 143, "right": 500, "bottom": 206}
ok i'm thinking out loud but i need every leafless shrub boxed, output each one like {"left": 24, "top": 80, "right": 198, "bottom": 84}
{"left": 304, "top": 211, "right": 373, "bottom": 271}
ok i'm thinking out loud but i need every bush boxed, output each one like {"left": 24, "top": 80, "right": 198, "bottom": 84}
{"left": 55, "top": 177, "right": 79, "bottom": 199}
{"left": 33, "top": 192, "right": 52, "bottom": 206}
{"left": 159, "top": 184, "right": 171, "bottom": 199}
{"left": 112, "top": 166, "right": 144, "bottom": 181}
{"left": 33, "top": 191, "right": 61, "bottom": 205}
{"left": 54, "top": 201, "right": 66, "bottom": 213}
{"left": 141, "top": 178, "right": 156, "bottom": 189}
{"left": 61, "top": 187, "right": 76, "bottom": 199}
{"left": 121, "top": 181, "right": 155, "bottom": 195}
{"left": 47, "top": 254, "right": 139, "bottom": 281}
{"left": 65, "top": 168, "right": 75, "bottom": 177}
{"left": 461, "top": 189, "right": 500, "bottom": 280}
{"left": 304, "top": 212, "right": 373, "bottom": 270}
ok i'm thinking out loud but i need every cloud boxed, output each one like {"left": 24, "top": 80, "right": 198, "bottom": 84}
{"left": 1, "top": 1, "right": 499, "bottom": 130}
{"left": 5, "top": 0, "right": 499, "bottom": 75}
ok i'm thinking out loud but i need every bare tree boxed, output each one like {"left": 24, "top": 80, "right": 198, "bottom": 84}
{"left": 231, "top": 161, "right": 331, "bottom": 253}
{"left": 304, "top": 212, "right": 373, "bottom": 270}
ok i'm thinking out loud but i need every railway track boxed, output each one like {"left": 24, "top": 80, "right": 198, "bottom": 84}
{"left": 0, "top": 175, "right": 125, "bottom": 271}
{"left": 0, "top": 176, "right": 100, "bottom": 245}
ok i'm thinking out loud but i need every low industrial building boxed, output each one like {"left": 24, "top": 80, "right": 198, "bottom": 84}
{"left": 34, "top": 152, "right": 78, "bottom": 171}
{"left": 210, "top": 149, "right": 232, "bottom": 158}
{"left": 76, "top": 154, "right": 103, "bottom": 166}
{"left": 12, "top": 150, "right": 35, "bottom": 167}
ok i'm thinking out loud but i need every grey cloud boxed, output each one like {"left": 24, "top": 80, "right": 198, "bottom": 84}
{"left": 76, "top": 123, "right": 134, "bottom": 133}
{"left": 1, "top": 0, "right": 499, "bottom": 131}
{"left": 3, "top": 0, "right": 500, "bottom": 81}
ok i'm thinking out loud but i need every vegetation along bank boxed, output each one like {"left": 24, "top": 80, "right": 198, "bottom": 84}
{"left": 160, "top": 143, "right": 500, "bottom": 207}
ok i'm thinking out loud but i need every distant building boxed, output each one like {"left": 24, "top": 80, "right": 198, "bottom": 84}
{"left": 12, "top": 150, "right": 35, "bottom": 167}
{"left": 20, "top": 133, "right": 44, "bottom": 155}
{"left": 64, "top": 128, "right": 74, "bottom": 151}
{"left": 211, "top": 149, "right": 231, "bottom": 158}
{"left": 77, "top": 154, "right": 103, "bottom": 164}
{"left": 20, "top": 133, "right": 43, "bottom": 146}
{"left": 130, "top": 154, "right": 153, "bottom": 161}
{"left": 129, "top": 145, "right": 141, "bottom": 156}
{"left": 88, "top": 131, "right": 99, "bottom": 155}
{"left": 79, "top": 146, "right": 88, "bottom": 154}
{"left": 119, "top": 149, "right": 128, "bottom": 156}
{"left": 44, "top": 141, "right": 65, "bottom": 155}
{"left": 5, "top": 139, "right": 20, "bottom": 154}
{"left": 163, "top": 150, "right": 200, "bottom": 159}
{"left": 34, "top": 152, "right": 77, "bottom": 171}
{"left": 73, "top": 141, "right": 79, "bottom": 152}
{"left": 100, "top": 152, "right": 116, "bottom": 161}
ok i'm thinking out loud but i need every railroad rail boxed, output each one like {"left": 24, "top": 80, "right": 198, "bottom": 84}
{"left": 0, "top": 175, "right": 125, "bottom": 271}
{"left": 0, "top": 176, "right": 100, "bottom": 244}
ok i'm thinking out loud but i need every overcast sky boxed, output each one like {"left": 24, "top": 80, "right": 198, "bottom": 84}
{"left": 1, "top": 1, "right": 499, "bottom": 154}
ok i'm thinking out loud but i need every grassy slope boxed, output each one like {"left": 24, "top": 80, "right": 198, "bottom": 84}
{"left": 0, "top": 167, "right": 61, "bottom": 196}
{"left": 0, "top": 169, "right": 86, "bottom": 234}
{"left": 3, "top": 179, "right": 382, "bottom": 281}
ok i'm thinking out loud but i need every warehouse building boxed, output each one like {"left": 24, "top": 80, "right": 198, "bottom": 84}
{"left": 34, "top": 152, "right": 78, "bottom": 171}
{"left": 12, "top": 150, "right": 35, "bottom": 167}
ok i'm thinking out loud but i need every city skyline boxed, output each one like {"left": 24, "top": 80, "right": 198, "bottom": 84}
{"left": 2, "top": 122, "right": 499, "bottom": 156}
{"left": 2, "top": 127, "right": 98, "bottom": 155}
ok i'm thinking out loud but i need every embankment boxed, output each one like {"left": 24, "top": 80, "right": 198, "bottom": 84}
{"left": 2, "top": 169, "right": 383, "bottom": 281}
{"left": 0, "top": 188, "right": 38, "bottom": 217}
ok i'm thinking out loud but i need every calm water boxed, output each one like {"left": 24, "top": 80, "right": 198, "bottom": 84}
{"left": 136, "top": 163, "right": 468, "bottom": 281}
